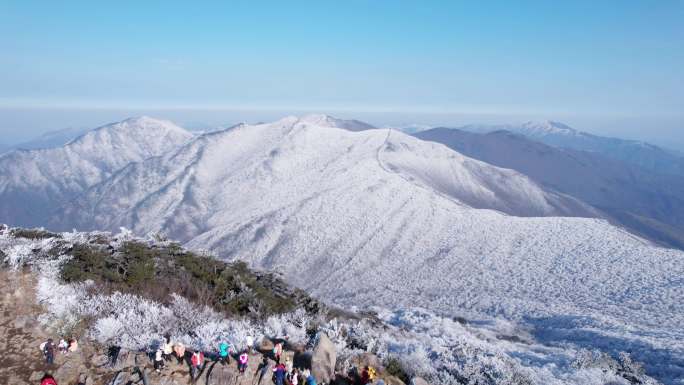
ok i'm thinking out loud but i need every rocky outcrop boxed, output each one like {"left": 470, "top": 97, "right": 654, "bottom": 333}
{"left": 311, "top": 333, "right": 337, "bottom": 384}
{"left": 350, "top": 352, "right": 383, "bottom": 372}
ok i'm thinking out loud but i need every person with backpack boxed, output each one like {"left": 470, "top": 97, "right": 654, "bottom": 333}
{"left": 68, "top": 339, "right": 78, "bottom": 352}
{"left": 238, "top": 351, "right": 249, "bottom": 373}
{"left": 290, "top": 368, "right": 300, "bottom": 385}
{"left": 273, "top": 342, "right": 283, "bottom": 364}
{"left": 162, "top": 337, "right": 173, "bottom": 361}
{"left": 154, "top": 348, "right": 164, "bottom": 372}
{"left": 368, "top": 366, "right": 377, "bottom": 383}
{"left": 58, "top": 339, "right": 68, "bottom": 354}
{"left": 246, "top": 335, "right": 255, "bottom": 354}
{"left": 173, "top": 342, "right": 186, "bottom": 364}
{"left": 43, "top": 339, "right": 55, "bottom": 365}
{"left": 218, "top": 341, "right": 232, "bottom": 364}
{"left": 284, "top": 357, "right": 293, "bottom": 376}
{"left": 273, "top": 362, "right": 287, "bottom": 385}
{"left": 190, "top": 350, "right": 204, "bottom": 379}
{"left": 40, "top": 374, "right": 58, "bottom": 385}
{"left": 107, "top": 345, "right": 121, "bottom": 368}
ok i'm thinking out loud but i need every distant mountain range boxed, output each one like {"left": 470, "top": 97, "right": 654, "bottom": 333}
{"left": 0, "top": 115, "right": 682, "bottom": 383}
{"left": 1, "top": 126, "right": 90, "bottom": 153}
{"left": 415, "top": 128, "right": 684, "bottom": 249}
{"left": 458, "top": 120, "right": 684, "bottom": 177}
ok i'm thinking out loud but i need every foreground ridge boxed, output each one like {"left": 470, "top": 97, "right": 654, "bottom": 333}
{"left": 0, "top": 225, "right": 666, "bottom": 385}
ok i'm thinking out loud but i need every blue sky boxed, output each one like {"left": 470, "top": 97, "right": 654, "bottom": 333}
{"left": 0, "top": 1, "right": 682, "bottom": 146}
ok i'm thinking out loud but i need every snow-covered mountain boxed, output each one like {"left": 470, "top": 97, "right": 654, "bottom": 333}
{"left": 415, "top": 127, "right": 684, "bottom": 249}
{"left": 51, "top": 114, "right": 596, "bottom": 236}
{"left": 300, "top": 113, "right": 377, "bottom": 131}
{"left": 2, "top": 115, "right": 682, "bottom": 382}
{"left": 460, "top": 120, "right": 684, "bottom": 177}
{"left": 0, "top": 117, "right": 193, "bottom": 227}
{"left": 462, "top": 120, "right": 579, "bottom": 138}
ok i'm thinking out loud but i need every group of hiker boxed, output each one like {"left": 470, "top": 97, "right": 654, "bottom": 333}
{"left": 150, "top": 334, "right": 257, "bottom": 379}
{"left": 40, "top": 337, "right": 78, "bottom": 365}
{"left": 147, "top": 336, "right": 322, "bottom": 385}
{"left": 37, "top": 334, "right": 385, "bottom": 385}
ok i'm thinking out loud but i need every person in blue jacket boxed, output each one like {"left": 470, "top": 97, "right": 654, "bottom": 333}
{"left": 306, "top": 372, "right": 317, "bottom": 385}
{"left": 273, "top": 363, "right": 287, "bottom": 385}
{"left": 218, "top": 342, "right": 233, "bottom": 364}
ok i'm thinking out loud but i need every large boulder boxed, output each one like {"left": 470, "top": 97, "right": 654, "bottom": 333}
{"left": 350, "top": 353, "right": 383, "bottom": 372}
{"left": 259, "top": 337, "right": 275, "bottom": 354}
{"left": 311, "top": 333, "right": 337, "bottom": 384}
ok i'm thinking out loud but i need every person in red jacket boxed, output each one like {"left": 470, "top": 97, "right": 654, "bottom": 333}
{"left": 40, "top": 374, "right": 57, "bottom": 385}
{"left": 190, "top": 350, "right": 204, "bottom": 379}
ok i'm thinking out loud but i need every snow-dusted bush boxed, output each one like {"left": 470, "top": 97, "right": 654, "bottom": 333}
{"left": 259, "top": 307, "right": 312, "bottom": 349}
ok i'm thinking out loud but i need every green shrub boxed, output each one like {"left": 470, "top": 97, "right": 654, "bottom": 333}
{"left": 384, "top": 356, "right": 411, "bottom": 384}
{"left": 58, "top": 238, "right": 313, "bottom": 319}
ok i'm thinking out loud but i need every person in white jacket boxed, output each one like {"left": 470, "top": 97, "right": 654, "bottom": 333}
{"left": 246, "top": 335, "right": 255, "bottom": 354}
{"left": 154, "top": 348, "right": 164, "bottom": 372}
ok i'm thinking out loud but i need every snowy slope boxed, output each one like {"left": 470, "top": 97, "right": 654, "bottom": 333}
{"left": 0, "top": 117, "right": 193, "bottom": 227}
{"left": 460, "top": 121, "right": 684, "bottom": 177}
{"left": 415, "top": 127, "right": 684, "bottom": 249}
{"left": 28, "top": 114, "right": 684, "bottom": 382}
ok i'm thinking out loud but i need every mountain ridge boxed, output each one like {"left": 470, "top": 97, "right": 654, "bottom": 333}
{"left": 457, "top": 121, "right": 684, "bottom": 176}
{"left": 415, "top": 127, "right": 684, "bottom": 249}
{"left": 0, "top": 115, "right": 682, "bottom": 383}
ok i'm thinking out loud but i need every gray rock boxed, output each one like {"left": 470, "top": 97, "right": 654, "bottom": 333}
{"left": 311, "top": 333, "right": 336, "bottom": 384}
{"left": 206, "top": 361, "right": 238, "bottom": 385}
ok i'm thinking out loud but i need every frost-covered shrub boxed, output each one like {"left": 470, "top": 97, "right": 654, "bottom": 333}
{"left": 263, "top": 308, "right": 311, "bottom": 344}
{"left": 572, "top": 350, "right": 660, "bottom": 385}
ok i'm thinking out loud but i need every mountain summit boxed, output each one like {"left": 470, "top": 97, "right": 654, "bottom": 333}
{"left": 0, "top": 116, "right": 192, "bottom": 227}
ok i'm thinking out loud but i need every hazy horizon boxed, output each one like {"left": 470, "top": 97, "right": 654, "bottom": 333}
{"left": 2, "top": 1, "right": 682, "bottom": 150}
{"left": 1, "top": 106, "right": 683, "bottom": 152}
